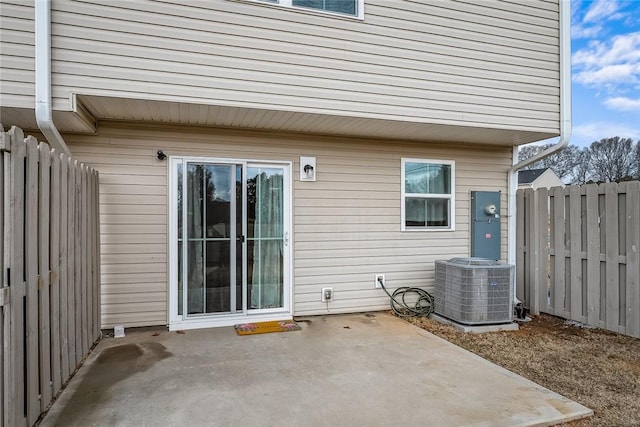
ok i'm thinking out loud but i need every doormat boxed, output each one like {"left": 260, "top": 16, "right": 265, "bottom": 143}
{"left": 235, "top": 320, "right": 301, "bottom": 336}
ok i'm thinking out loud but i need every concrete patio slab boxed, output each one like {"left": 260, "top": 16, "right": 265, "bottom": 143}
{"left": 40, "top": 312, "right": 592, "bottom": 427}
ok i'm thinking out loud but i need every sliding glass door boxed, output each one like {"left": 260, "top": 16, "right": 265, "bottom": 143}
{"left": 247, "top": 166, "right": 285, "bottom": 310}
{"left": 172, "top": 158, "right": 290, "bottom": 323}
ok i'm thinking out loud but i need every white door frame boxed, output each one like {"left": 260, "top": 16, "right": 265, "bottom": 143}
{"left": 168, "top": 156, "right": 293, "bottom": 330}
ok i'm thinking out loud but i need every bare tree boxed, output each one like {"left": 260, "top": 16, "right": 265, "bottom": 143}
{"left": 573, "top": 149, "right": 592, "bottom": 184}
{"left": 633, "top": 142, "right": 640, "bottom": 180}
{"left": 588, "top": 137, "right": 636, "bottom": 183}
{"left": 518, "top": 143, "right": 584, "bottom": 182}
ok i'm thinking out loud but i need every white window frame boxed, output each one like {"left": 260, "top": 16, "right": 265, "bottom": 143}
{"left": 401, "top": 158, "right": 455, "bottom": 232}
{"left": 253, "top": 0, "right": 364, "bottom": 19}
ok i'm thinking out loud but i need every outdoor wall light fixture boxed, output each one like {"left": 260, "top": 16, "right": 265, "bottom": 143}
{"left": 300, "top": 156, "right": 316, "bottom": 181}
{"left": 156, "top": 150, "right": 167, "bottom": 161}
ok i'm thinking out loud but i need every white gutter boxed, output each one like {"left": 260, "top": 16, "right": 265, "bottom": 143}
{"left": 35, "top": 0, "right": 70, "bottom": 155}
{"left": 507, "top": 0, "right": 571, "bottom": 269}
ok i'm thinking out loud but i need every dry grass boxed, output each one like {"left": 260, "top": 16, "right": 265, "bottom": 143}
{"left": 406, "top": 314, "right": 640, "bottom": 427}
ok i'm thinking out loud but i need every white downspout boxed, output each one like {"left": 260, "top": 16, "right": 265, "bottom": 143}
{"left": 507, "top": 0, "right": 572, "bottom": 269}
{"left": 35, "top": 0, "right": 70, "bottom": 155}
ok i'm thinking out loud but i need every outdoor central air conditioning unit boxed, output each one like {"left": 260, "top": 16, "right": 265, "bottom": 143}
{"left": 434, "top": 258, "right": 514, "bottom": 325}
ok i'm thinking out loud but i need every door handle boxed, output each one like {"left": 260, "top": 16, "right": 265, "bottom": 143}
{"left": 284, "top": 232, "right": 289, "bottom": 246}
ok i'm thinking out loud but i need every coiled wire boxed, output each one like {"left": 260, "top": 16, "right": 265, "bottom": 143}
{"left": 379, "top": 279, "right": 434, "bottom": 318}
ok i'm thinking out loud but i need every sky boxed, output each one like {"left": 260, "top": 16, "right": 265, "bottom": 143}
{"left": 568, "top": 0, "right": 640, "bottom": 147}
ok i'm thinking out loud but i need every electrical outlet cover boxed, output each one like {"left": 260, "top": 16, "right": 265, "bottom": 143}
{"left": 321, "top": 287, "right": 333, "bottom": 302}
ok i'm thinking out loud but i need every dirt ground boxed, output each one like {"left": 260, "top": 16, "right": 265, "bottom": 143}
{"left": 406, "top": 314, "right": 640, "bottom": 427}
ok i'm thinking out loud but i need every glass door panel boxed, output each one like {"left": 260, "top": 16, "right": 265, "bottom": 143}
{"left": 247, "top": 167, "right": 285, "bottom": 310}
{"left": 183, "top": 163, "right": 238, "bottom": 315}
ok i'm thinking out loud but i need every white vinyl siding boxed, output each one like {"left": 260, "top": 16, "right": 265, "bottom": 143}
{"left": 65, "top": 122, "right": 512, "bottom": 328}
{"left": 0, "top": 1, "right": 35, "bottom": 109}
{"left": 40, "top": 0, "right": 560, "bottom": 133}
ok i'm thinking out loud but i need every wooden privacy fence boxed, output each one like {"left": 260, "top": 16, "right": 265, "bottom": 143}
{"left": 516, "top": 182, "right": 640, "bottom": 339}
{"left": 0, "top": 125, "right": 101, "bottom": 427}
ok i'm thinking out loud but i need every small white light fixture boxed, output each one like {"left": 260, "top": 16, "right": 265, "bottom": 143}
{"left": 300, "top": 156, "right": 316, "bottom": 181}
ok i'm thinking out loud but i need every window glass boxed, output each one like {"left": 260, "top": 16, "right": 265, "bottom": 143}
{"left": 405, "top": 198, "right": 450, "bottom": 227}
{"left": 292, "top": 0, "right": 356, "bottom": 15}
{"left": 257, "top": 0, "right": 359, "bottom": 17}
{"left": 405, "top": 162, "right": 451, "bottom": 194}
{"left": 402, "top": 159, "right": 454, "bottom": 230}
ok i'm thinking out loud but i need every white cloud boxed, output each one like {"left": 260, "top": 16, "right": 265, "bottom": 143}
{"left": 573, "top": 33, "right": 640, "bottom": 67}
{"left": 582, "top": 0, "right": 622, "bottom": 23}
{"left": 572, "top": 0, "right": 628, "bottom": 39}
{"left": 574, "top": 63, "right": 640, "bottom": 85}
{"left": 572, "top": 32, "right": 640, "bottom": 87}
{"left": 604, "top": 97, "right": 640, "bottom": 111}
{"left": 573, "top": 121, "right": 640, "bottom": 145}
{"left": 572, "top": 24, "right": 603, "bottom": 39}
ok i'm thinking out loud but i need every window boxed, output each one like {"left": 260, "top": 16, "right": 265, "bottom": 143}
{"left": 401, "top": 159, "right": 455, "bottom": 231}
{"left": 256, "top": 0, "right": 362, "bottom": 18}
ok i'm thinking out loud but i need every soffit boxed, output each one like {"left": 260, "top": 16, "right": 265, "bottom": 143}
{"left": 2, "top": 96, "right": 558, "bottom": 146}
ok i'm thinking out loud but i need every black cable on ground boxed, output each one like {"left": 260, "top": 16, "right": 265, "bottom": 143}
{"left": 378, "top": 277, "right": 434, "bottom": 318}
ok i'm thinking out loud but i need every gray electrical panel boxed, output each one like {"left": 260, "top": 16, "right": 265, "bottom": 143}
{"left": 470, "top": 191, "right": 501, "bottom": 260}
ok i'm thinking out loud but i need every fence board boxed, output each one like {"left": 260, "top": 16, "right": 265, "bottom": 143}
{"left": 38, "top": 143, "right": 53, "bottom": 411}
{"left": 9, "top": 126, "right": 26, "bottom": 427}
{"left": 81, "top": 166, "right": 89, "bottom": 354}
{"left": 604, "top": 183, "right": 619, "bottom": 331}
{"left": 74, "top": 163, "right": 82, "bottom": 364}
{"left": 551, "top": 187, "right": 566, "bottom": 316}
{"left": 624, "top": 181, "right": 640, "bottom": 337}
{"left": 67, "top": 159, "right": 77, "bottom": 371}
{"left": 536, "top": 187, "right": 549, "bottom": 314}
{"left": 585, "top": 184, "right": 601, "bottom": 327}
{"left": 94, "top": 170, "right": 101, "bottom": 340}
{"left": 0, "top": 125, "right": 6, "bottom": 427}
{"left": 59, "top": 156, "right": 70, "bottom": 383}
{"left": 569, "top": 185, "right": 583, "bottom": 322}
{"left": 49, "top": 152, "right": 62, "bottom": 395}
{"left": 25, "top": 137, "right": 40, "bottom": 426}
{"left": 524, "top": 189, "right": 535, "bottom": 311}
{"left": 1, "top": 126, "right": 100, "bottom": 425}
{"left": 516, "top": 189, "right": 526, "bottom": 306}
